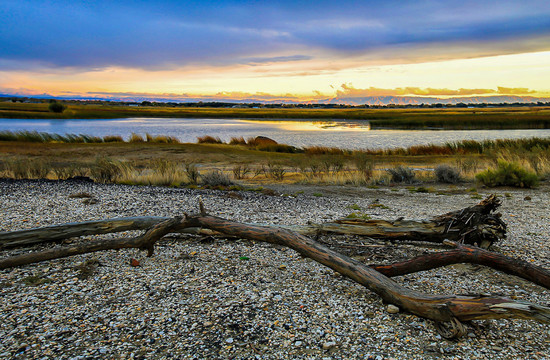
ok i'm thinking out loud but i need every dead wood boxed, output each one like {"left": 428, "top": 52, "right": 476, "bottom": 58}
{"left": 0, "top": 217, "right": 183, "bottom": 269}
{"left": 289, "top": 195, "right": 506, "bottom": 248}
{"left": 0, "top": 196, "right": 505, "bottom": 249}
{"left": 370, "top": 240, "right": 550, "bottom": 290}
{"left": 0, "top": 196, "right": 547, "bottom": 338}
{"left": 181, "top": 214, "right": 549, "bottom": 333}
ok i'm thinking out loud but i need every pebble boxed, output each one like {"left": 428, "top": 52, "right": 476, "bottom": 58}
{"left": 0, "top": 180, "right": 549, "bottom": 359}
{"left": 386, "top": 305, "right": 400, "bottom": 314}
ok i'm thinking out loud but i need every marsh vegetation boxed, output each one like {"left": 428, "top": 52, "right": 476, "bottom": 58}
{"left": 0, "top": 130, "right": 547, "bottom": 189}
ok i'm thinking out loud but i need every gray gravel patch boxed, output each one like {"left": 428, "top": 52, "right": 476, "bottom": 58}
{"left": 0, "top": 180, "right": 549, "bottom": 359}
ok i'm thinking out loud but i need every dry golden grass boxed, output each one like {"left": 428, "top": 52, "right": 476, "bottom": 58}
{"left": 0, "top": 137, "right": 548, "bottom": 187}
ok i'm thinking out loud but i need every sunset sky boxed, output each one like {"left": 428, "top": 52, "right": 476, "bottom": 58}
{"left": 1, "top": 0, "right": 550, "bottom": 102}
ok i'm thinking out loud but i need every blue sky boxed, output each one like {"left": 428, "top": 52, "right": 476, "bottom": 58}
{"left": 1, "top": 0, "right": 549, "bottom": 100}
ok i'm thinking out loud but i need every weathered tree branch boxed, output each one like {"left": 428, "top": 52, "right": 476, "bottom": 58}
{"left": 181, "top": 214, "right": 549, "bottom": 331}
{"left": 370, "top": 240, "right": 550, "bottom": 290}
{"left": 0, "top": 196, "right": 547, "bottom": 338}
{"left": 0, "top": 217, "right": 183, "bottom": 269}
{"left": 0, "top": 196, "right": 506, "bottom": 249}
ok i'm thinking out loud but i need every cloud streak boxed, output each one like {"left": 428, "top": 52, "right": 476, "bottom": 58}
{"left": 336, "top": 84, "right": 538, "bottom": 97}
{"left": 1, "top": 1, "right": 549, "bottom": 71}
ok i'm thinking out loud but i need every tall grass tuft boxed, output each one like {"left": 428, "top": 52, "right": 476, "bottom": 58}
{"left": 229, "top": 136, "right": 247, "bottom": 145}
{"left": 90, "top": 157, "right": 123, "bottom": 183}
{"left": 128, "top": 133, "right": 145, "bottom": 143}
{"left": 197, "top": 135, "right": 223, "bottom": 144}
{"left": 103, "top": 135, "right": 124, "bottom": 143}
{"left": 184, "top": 163, "right": 200, "bottom": 185}
{"left": 146, "top": 133, "right": 180, "bottom": 143}
{"left": 304, "top": 146, "right": 348, "bottom": 156}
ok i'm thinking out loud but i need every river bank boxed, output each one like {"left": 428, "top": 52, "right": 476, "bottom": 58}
{"left": 0, "top": 180, "right": 548, "bottom": 359}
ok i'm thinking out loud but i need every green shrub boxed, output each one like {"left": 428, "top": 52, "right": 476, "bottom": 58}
{"left": 475, "top": 160, "right": 538, "bottom": 188}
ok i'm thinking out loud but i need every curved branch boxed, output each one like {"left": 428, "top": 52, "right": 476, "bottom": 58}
{"left": 370, "top": 241, "right": 550, "bottom": 289}
{"left": 183, "top": 215, "right": 550, "bottom": 326}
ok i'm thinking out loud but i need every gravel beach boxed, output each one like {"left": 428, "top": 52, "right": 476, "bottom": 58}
{"left": 0, "top": 180, "right": 549, "bottom": 359}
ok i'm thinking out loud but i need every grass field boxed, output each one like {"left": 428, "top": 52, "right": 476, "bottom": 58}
{"left": 1, "top": 101, "right": 550, "bottom": 129}
{"left": 0, "top": 132, "right": 548, "bottom": 188}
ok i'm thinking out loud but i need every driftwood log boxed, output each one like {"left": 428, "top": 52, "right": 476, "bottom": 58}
{"left": 0, "top": 196, "right": 548, "bottom": 338}
{"left": 0, "top": 195, "right": 506, "bottom": 249}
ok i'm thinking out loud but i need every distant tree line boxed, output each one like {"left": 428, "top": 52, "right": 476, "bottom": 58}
{"left": 1, "top": 95, "right": 549, "bottom": 110}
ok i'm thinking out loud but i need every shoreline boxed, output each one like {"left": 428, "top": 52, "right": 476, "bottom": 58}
{"left": 1, "top": 180, "right": 548, "bottom": 359}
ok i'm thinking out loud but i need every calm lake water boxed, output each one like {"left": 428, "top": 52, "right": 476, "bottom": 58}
{"left": 1, "top": 118, "right": 549, "bottom": 150}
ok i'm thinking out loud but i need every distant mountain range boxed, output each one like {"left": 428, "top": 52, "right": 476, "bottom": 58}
{"left": 1, "top": 93, "right": 549, "bottom": 106}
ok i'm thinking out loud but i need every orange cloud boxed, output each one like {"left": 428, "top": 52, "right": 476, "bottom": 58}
{"left": 336, "top": 84, "right": 539, "bottom": 97}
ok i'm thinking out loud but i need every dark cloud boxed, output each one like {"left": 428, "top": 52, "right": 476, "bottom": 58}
{"left": 1, "top": 0, "right": 549, "bottom": 70}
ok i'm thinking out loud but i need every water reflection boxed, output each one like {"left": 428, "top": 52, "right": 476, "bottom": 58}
{"left": 0, "top": 118, "right": 548, "bottom": 150}
{"left": 241, "top": 120, "right": 371, "bottom": 131}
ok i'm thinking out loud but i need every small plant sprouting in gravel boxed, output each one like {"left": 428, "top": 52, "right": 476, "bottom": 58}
{"left": 22, "top": 275, "right": 51, "bottom": 286}
{"left": 347, "top": 204, "right": 361, "bottom": 211}
{"left": 69, "top": 192, "right": 93, "bottom": 199}
{"left": 345, "top": 212, "right": 372, "bottom": 220}
{"left": 312, "top": 192, "right": 323, "bottom": 197}
{"left": 74, "top": 258, "right": 101, "bottom": 279}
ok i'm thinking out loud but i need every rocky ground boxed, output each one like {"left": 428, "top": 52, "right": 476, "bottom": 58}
{"left": 0, "top": 179, "right": 549, "bottom": 359}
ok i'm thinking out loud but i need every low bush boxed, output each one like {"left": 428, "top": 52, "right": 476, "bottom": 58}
{"left": 435, "top": 165, "right": 461, "bottom": 184}
{"left": 232, "top": 164, "right": 251, "bottom": 179}
{"left": 48, "top": 101, "right": 66, "bottom": 113}
{"left": 201, "top": 170, "right": 234, "bottom": 187}
{"left": 475, "top": 160, "right": 538, "bottom": 188}
{"left": 264, "top": 163, "right": 286, "bottom": 181}
{"left": 387, "top": 166, "right": 416, "bottom": 184}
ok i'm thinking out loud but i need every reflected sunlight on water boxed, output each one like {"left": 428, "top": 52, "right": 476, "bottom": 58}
{"left": 241, "top": 120, "right": 371, "bottom": 132}
{"left": 0, "top": 118, "right": 548, "bottom": 150}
